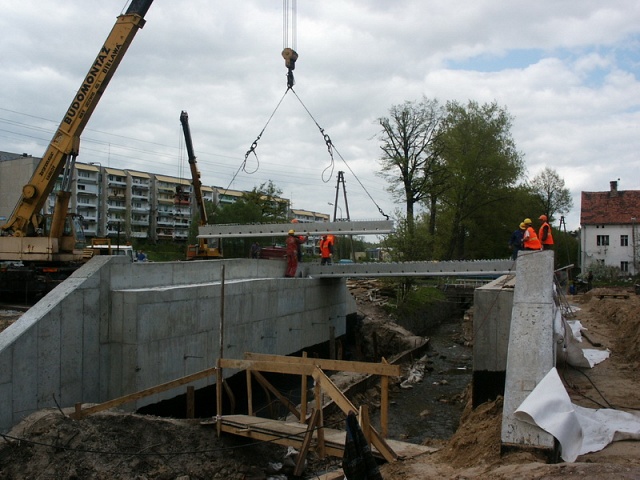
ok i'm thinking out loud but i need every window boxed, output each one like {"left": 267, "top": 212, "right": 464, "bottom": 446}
{"left": 596, "top": 235, "right": 609, "bottom": 246}
{"left": 621, "top": 261, "right": 629, "bottom": 273}
{"left": 621, "top": 235, "right": 629, "bottom": 247}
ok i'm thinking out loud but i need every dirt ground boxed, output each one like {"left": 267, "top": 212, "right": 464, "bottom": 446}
{"left": 381, "top": 286, "right": 640, "bottom": 480}
{"left": 1, "top": 285, "right": 640, "bottom": 479}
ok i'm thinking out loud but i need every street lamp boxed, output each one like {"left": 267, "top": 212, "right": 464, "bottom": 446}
{"left": 328, "top": 202, "right": 342, "bottom": 222}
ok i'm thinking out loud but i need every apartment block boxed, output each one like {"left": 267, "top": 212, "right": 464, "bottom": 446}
{"left": 1, "top": 152, "right": 328, "bottom": 244}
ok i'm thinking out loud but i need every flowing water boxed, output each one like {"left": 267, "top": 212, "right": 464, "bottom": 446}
{"left": 373, "top": 315, "right": 472, "bottom": 443}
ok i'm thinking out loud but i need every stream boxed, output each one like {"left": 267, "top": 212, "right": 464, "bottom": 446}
{"left": 373, "top": 315, "right": 472, "bottom": 443}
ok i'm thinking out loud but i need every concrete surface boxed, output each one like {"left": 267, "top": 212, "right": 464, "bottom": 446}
{"left": 0, "top": 257, "right": 352, "bottom": 433}
{"left": 501, "top": 249, "right": 557, "bottom": 452}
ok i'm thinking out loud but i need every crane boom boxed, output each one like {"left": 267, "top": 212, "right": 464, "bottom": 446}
{"left": 179, "top": 111, "right": 207, "bottom": 226}
{"left": 1, "top": 0, "right": 154, "bottom": 237}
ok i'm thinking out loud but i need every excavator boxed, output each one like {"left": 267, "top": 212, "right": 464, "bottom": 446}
{"left": 180, "top": 111, "right": 222, "bottom": 260}
{"left": 0, "top": 0, "right": 154, "bottom": 298}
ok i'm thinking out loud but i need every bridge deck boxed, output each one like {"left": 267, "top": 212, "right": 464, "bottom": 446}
{"left": 305, "top": 259, "right": 515, "bottom": 278}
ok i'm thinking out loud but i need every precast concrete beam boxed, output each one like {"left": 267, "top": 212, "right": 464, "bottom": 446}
{"left": 306, "top": 259, "right": 515, "bottom": 278}
{"left": 197, "top": 220, "right": 394, "bottom": 238}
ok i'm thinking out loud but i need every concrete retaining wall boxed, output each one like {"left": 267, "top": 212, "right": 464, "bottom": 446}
{"left": 0, "top": 257, "right": 352, "bottom": 433}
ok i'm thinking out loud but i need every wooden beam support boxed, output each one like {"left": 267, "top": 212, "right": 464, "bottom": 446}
{"left": 71, "top": 366, "right": 218, "bottom": 419}
{"left": 312, "top": 367, "right": 398, "bottom": 463}
{"left": 243, "top": 352, "right": 401, "bottom": 377}
{"left": 294, "top": 409, "right": 321, "bottom": 476}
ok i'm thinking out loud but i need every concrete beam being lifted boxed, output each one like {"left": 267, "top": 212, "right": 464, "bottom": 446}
{"left": 198, "top": 220, "right": 395, "bottom": 238}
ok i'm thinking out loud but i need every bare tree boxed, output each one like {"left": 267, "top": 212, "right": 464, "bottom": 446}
{"left": 377, "top": 97, "right": 446, "bottom": 237}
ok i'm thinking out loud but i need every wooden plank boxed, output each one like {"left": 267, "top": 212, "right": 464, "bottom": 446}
{"left": 220, "top": 358, "right": 316, "bottom": 376}
{"left": 315, "top": 380, "right": 326, "bottom": 458}
{"left": 71, "top": 366, "right": 218, "bottom": 419}
{"left": 295, "top": 409, "right": 321, "bottom": 476}
{"left": 243, "top": 352, "right": 401, "bottom": 376}
{"left": 186, "top": 386, "right": 195, "bottom": 419}
{"left": 217, "top": 415, "right": 434, "bottom": 461}
{"left": 246, "top": 370, "right": 253, "bottom": 416}
{"left": 216, "top": 361, "right": 222, "bottom": 437}
{"left": 312, "top": 368, "right": 398, "bottom": 463}
{"left": 381, "top": 357, "right": 389, "bottom": 437}
{"left": 300, "top": 351, "right": 308, "bottom": 424}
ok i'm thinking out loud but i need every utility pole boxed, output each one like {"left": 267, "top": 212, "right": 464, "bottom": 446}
{"left": 333, "top": 171, "right": 355, "bottom": 261}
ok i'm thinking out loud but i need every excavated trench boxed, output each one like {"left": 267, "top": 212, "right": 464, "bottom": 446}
{"left": 138, "top": 297, "right": 473, "bottom": 449}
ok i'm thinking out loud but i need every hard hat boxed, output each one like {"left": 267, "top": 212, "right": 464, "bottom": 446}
{"left": 523, "top": 218, "right": 532, "bottom": 225}
{"left": 539, "top": 214, "right": 547, "bottom": 221}
{"left": 519, "top": 222, "right": 526, "bottom": 229}
{"left": 291, "top": 219, "right": 299, "bottom": 223}
{"left": 288, "top": 229, "right": 295, "bottom": 235}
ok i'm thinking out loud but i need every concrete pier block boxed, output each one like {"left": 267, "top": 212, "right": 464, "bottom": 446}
{"left": 501, "top": 250, "right": 556, "bottom": 454}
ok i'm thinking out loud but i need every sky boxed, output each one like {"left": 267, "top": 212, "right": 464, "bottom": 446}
{"left": 1, "top": 0, "right": 639, "bottom": 232}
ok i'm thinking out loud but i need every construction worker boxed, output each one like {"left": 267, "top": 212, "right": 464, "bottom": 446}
{"left": 538, "top": 215, "right": 554, "bottom": 250}
{"left": 319, "top": 234, "right": 334, "bottom": 265}
{"left": 522, "top": 218, "right": 542, "bottom": 250}
{"left": 285, "top": 229, "right": 306, "bottom": 277}
{"left": 509, "top": 222, "right": 527, "bottom": 260}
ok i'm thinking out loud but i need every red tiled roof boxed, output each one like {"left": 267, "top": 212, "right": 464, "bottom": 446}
{"left": 581, "top": 190, "right": 640, "bottom": 225}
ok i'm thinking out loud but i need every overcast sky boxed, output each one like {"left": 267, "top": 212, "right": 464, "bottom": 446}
{"left": 1, "top": 0, "right": 639, "bottom": 231}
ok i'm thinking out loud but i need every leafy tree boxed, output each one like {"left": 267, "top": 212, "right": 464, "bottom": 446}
{"left": 436, "top": 100, "right": 525, "bottom": 260}
{"left": 240, "top": 180, "right": 289, "bottom": 221}
{"left": 188, "top": 181, "right": 289, "bottom": 258}
{"left": 529, "top": 167, "right": 573, "bottom": 223}
{"left": 377, "top": 97, "right": 446, "bottom": 248}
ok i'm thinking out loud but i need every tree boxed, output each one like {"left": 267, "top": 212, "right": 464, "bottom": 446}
{"left": 188, "top": 181, "right": 289, "bottom": 258}
{"left": 529, "top": 167, "right": 573, "bottom": 223}
{"left": 437, "top": 100, "right": 525, "bottom": 260}
{"left": 240, "top": 181, "right": 289, "bottom": 222}
{"left": 377, "top": 98, "right": 446, "bottom": 247}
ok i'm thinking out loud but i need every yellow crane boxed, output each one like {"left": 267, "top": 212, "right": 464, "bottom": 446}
{"left": 180, "top": 111, "right": 222, "bottom": 260}
{"left": 0, "top": 0, "right": 154, "bottom": 297}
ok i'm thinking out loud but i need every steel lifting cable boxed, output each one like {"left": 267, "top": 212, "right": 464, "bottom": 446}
{"left": 290, "top": 88, "right": 390, "bottom": 220}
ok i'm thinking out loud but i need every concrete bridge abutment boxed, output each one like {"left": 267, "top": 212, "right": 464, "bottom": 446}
{"left": 0, "top": 257, "right": 352, "bottom": 433}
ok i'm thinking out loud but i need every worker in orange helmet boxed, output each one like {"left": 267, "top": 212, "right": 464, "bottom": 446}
{"left": 319, "top": 234, "right": 334, "bottom": 265}
{"left": 538, "top": 214, "right": 554, "bottom": 250}
{"left": 522, "top": 218, "right": 542, "bottom": 250}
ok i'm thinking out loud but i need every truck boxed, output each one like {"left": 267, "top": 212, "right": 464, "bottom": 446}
{"left": 0, "top": 0, "right": 154, "bottom": 300}
{"left": 180, "top": 111, "right": 223, "bottom": 260}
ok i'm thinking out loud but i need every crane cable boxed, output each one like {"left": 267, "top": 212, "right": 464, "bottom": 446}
{"left": 240, "top": 0, "right": 389, "bottom": 220}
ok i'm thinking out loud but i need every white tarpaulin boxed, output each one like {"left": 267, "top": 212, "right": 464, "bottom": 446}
{"left": 515, "top": 368, "right": 640, "bottom": 462}
{"left": 554, "top": 308, "right": 610, "bottom": 369}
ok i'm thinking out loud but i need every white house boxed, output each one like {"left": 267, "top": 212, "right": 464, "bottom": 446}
{"left": 580, "top": 181, "right": 640, "bottom": 276}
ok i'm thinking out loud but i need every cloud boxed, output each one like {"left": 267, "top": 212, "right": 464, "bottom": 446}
{"left": 1, "top": 0, "right": 639, "bottom": 232}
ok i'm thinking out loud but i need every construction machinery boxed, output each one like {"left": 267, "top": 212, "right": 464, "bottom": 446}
{"left": 180, "top": 111, "right": 223, "bottom": 260}
{"left": 0, "top": 0, "right": 154, "bottom": 298}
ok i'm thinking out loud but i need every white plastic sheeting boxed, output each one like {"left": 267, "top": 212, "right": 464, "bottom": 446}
{"left": 515, "top": 368, "right": 640, "bottom": 462}
{"left": 554, "top": 307, "right": 610, "bottom": 368}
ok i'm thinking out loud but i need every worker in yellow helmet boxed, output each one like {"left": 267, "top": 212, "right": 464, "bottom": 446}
{"left": 522, "top": 218, "right": 542, "bottom": 250}
{"left": 285, "top": 229, "right": 307, "bottom": 277}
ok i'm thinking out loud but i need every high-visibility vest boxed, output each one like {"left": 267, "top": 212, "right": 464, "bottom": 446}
{"left": 320, "top": 237, "right": 333, "bottom": 257}
{"left": 538, "top": 222, "right": 554, "bottom": 246}
{"left": 523, "top": 226, "right": 542, "bottom": 250}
